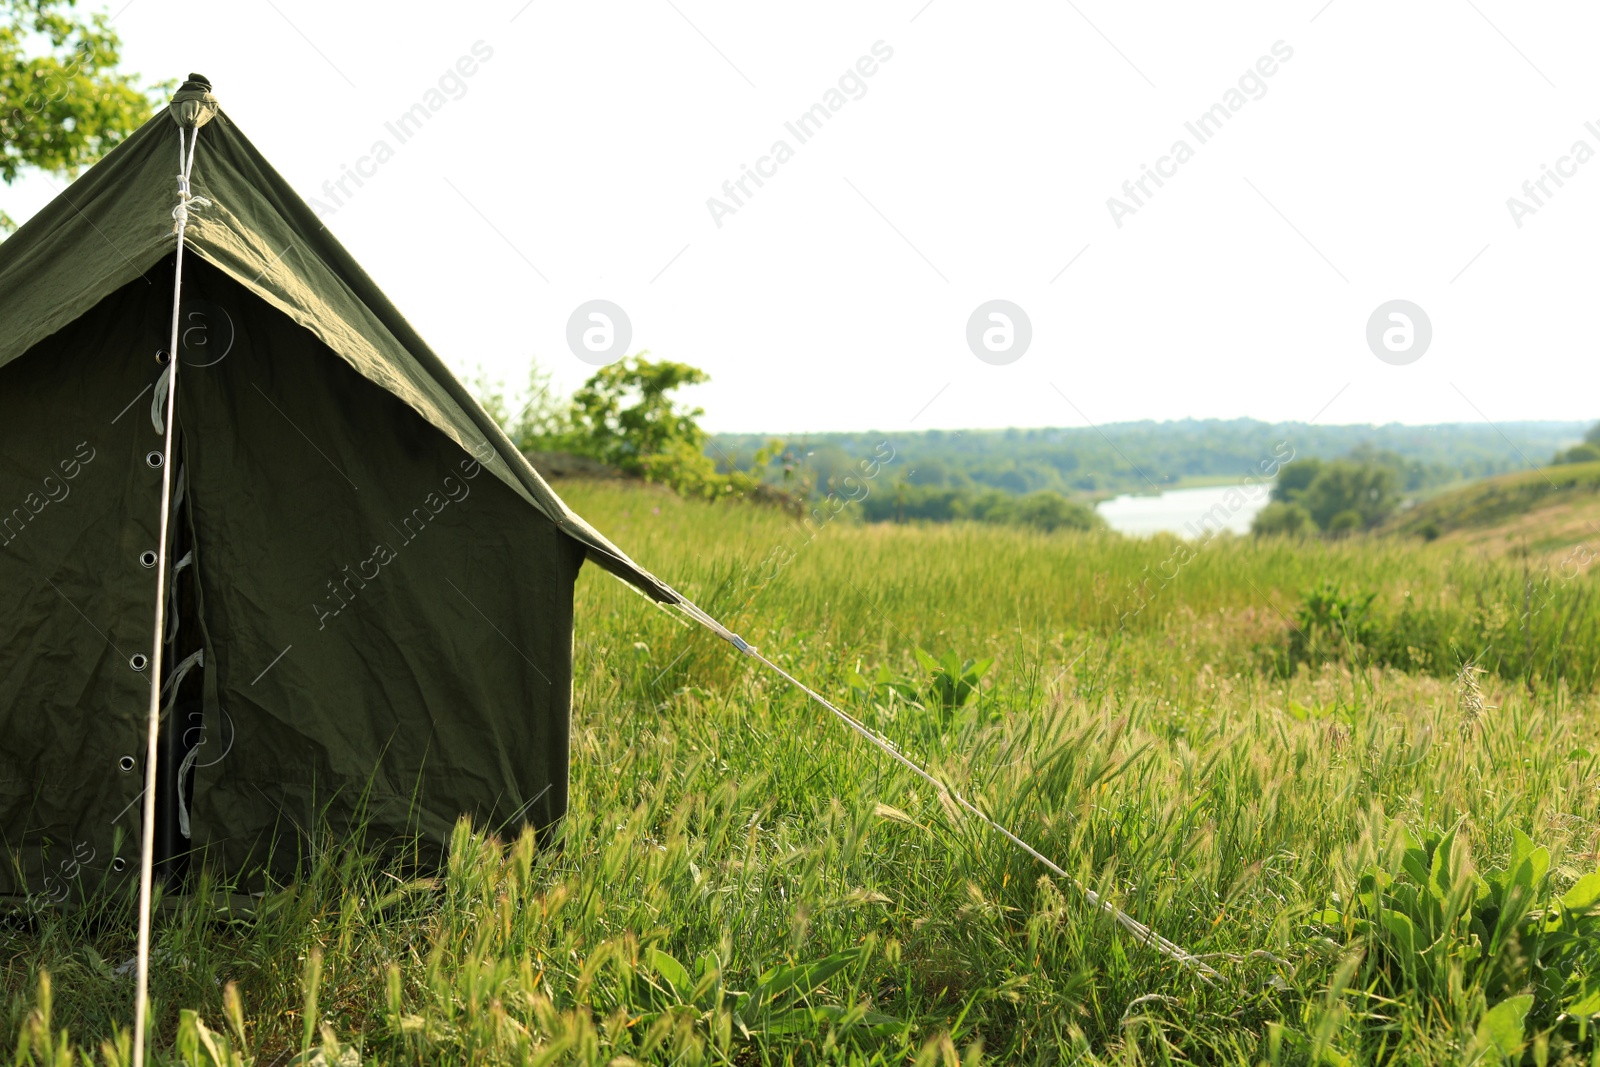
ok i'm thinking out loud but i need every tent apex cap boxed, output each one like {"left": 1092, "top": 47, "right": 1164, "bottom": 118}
{"left": 170, "top": 74, "right": 219, "bottom": 129}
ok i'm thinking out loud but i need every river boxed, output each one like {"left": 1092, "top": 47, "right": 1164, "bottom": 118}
{"left": 1095, "top": 483, "right": 1270, "bottom": 537}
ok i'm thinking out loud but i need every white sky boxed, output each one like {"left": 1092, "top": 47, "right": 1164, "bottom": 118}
{"left": 7, "top": 0, "right": 1598, "bottom": 435}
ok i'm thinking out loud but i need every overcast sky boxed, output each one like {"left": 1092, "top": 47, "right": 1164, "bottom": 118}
{"left": 8, "top": 0, "right": 1598, "bottom": 435}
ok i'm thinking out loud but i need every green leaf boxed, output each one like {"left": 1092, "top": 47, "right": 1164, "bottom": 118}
{"left": 1357, "top": 866, "right": 1392, "bottom": 894}
{"left": 1507, "top": 829, "right": 1550, "bottom": 893}
{"left": 1401, "top": 847, "right": 1430, "bottom": 887}
{"left": 1380, "top": 911, "right": 1417, "bottom": 957}
{"left": 747, "top": 948, "right": 860, "bottom": 1011}
{"left": 1475, "top": 994, "right": 1533, "bottom": 1061}
{"left": 1564, "top": 979, "right": 1600, "bottom": 1019}
{"left": 1561, "top": 872, "right": 1600, "bottom": 911}
{"left": 1429, "top": 824, "right": 1462, "bottom": 903}
{"left": 645, "top": 948, "right": 690, "bottom": 998}
{"left": 1508, "top": 829, "right": 1535, "bottom": 884}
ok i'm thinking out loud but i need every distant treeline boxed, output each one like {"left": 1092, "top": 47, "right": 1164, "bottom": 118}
{"left": 855, "top": 485, "right": 1103, "bottom": 532}
{"left": 713, "top": 418, "right": 1589, "bottom": 501}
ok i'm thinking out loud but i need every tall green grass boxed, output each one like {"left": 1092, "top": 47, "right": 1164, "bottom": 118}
{"left": 6, "top": 483, "right": 1599, "bottom": 1065}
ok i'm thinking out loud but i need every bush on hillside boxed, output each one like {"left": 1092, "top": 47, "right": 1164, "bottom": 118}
{"left": 1554, "top": 442, "right": 1600, "bottom": 466}
{"left": 1327, "top": 508, "right": 1364, "bottom": 537}
{"left": 1270, "top": 458, "right": 1322, "bottom": 504}
{"left": 983, "top": 490, "right": 1104, "bottom": 533}
{"left": 1300, "top": 461, "right": 1399, "bottom": 530}
{"left": 859, "top": 482, "right": 1103, "bottom": 533}
{"left": 1257, "top": 457, "right": 1400, "bottom": 536}
{"left": 1252, "top": 501, "right": 1315, "bottom": 537}
{"left": 480, "top": 355, "right": 787, "bottom": 502}
{"left": 1550, "top": 421, "right": 1600, "bottom": 465}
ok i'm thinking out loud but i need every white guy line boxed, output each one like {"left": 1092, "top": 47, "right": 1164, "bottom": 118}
{"left": 251, "top": 644, "right": 294, "bottom": 686}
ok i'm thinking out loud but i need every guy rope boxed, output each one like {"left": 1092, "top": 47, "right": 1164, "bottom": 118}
{"left": 668, "top": 595, "right": 1221, "bottom": 982}
{"left": 131, "top": 74, "right": 217, "bottom": 1067}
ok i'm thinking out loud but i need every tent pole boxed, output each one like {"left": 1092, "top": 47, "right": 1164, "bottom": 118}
{"left": 131, "top": 122, "right": 200, "bottom": 1067}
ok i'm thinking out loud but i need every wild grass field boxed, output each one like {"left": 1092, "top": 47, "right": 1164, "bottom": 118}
{"left": 6, "top": 481, "right": 1600, "bottom": 1065}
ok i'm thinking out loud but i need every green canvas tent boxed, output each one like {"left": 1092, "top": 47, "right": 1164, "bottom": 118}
{"left": 0, "top": 79, "right": 682, "bottom": 902}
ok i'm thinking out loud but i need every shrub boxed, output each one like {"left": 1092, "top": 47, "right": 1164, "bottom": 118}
{"left": 985, "top": 490, "right": 1102, "bottom": 533}
{"left": 1269, "top": 456, "right": 1401, "bottom": 534}
{"left": 860, "top": 483, "right": 1103, "bottom": 533}
{"left": 551, "top": 355, "right": 784, "bottom": 501}
{"left": 1283, "top": 578, "right": 1376, "bottom": 672}
{"left": 1554, "top": 442, "right": 1600, "bottom": 466}
{"left": 1327, "top": 508, "right": 1364, "bottom": 537}
{"left": 1300, "top": 460, "right": 1399, "bottom": 530}
{"left": 1270, "top": 457, "right": 1323, "bottom": 503}
{"left": 1252, "top": 501, "right": 1314, "bottom": 537}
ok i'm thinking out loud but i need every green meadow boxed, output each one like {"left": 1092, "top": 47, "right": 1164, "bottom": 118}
{"left": 7, "top": 481, "right": 1600, "bottom": 1065}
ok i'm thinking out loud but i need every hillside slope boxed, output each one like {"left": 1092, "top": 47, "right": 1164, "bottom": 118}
{"left": 1386, "top": 460, "right": 1600, "bottom": 557}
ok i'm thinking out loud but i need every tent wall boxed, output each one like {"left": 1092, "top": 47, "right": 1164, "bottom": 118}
{"left": 0, "top": 261, "right": 585, "bottom": 898}
{"left": 0, "top": 100, "right": 669, "bottom": 898}
{"left": 179, "top": 260, "right": 585, "bottom": 879}
{"left": 0, "top": 271, "right": 172, "bottom": 900}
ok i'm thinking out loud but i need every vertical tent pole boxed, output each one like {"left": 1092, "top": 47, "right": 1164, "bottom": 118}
{"left": 131, "top": 113, "right": 203, "bottom": 1067}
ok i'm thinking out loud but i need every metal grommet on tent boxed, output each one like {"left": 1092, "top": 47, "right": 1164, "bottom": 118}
{"left": 129, "top": 653, "right": 149, "bottom": 671}
{"left": 118, "top": 755, "right": 136, "bottom": 772}
{"left": 145, "top": 451, "right": 163, "bottom": 469}
{"left": 155, "top": 348, "right": 171, "bottom": 364}
{"left": 111, "top": 857, "right": 127, "bottom": 873}
{"left": 139, "top": 550, "right": 158, "bottom": 569}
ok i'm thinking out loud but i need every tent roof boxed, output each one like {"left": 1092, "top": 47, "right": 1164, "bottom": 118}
{"left": 0, "top": 102, "right": 678, "bottom": 603}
